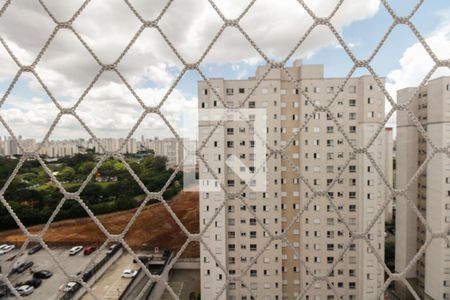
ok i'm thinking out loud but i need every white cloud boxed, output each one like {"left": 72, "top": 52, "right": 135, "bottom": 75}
{"left": 386, "top": 17, "right": 450, "bottom": 100}
{"left": 382, "top": 15, "right": 450, "bottom": 130}
{"left": 0, "top": 0, "right": 381, "bottom": 140}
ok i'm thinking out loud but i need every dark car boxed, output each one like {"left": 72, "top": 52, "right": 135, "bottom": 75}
{"left": 24, "top": 278, "right": 41, "bottom": 288}
{"left": 28, "top": 245, "right": 42, "bottom": 255}
{"left": 133, "top": 256, "right": 150, "bottom": 264}
{"left": 0, "top": 284, "right": 9, "bottom": 297}
{"left": 106, "top": 244, "right": 120, "bottom": 255}
{"left": 162, "top": 250, "right": 171, "bottom": 258}
{"left": 33, "top": 270, "right": 53, "bottom": 279}
{"left": 83, "top": 246, "right": 96, "bottom": 256}
{"left": 15, "top": 261, "right": 34, "bottom": 274}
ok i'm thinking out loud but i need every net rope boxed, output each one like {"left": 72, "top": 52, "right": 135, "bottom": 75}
{"left": 0, "top": 0, "right": 448, "bottom": 299}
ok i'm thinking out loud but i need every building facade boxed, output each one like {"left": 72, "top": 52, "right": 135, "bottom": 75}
{"left": 199, "top": 61, "right": 392, "bottom": 300}
{"left": 396, "top": 77, "right": 450, "bottom": 300}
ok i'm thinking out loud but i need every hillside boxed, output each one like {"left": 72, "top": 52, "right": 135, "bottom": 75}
{"left": 0, "top": 191, "right": 199, "bottom": 257}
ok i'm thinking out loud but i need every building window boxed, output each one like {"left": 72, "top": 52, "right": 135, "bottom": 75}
{"left": 349, "top": 99, "right": 356, "bottom": 106}
{"left": 239, "top": 88, "right": 245, "bottom": 94}
{"left": 226, "top": 88, "right": 234, "bottom": 95}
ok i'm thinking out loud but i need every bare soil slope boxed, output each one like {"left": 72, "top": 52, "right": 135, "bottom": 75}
{"left": 0, "top": 192, "right": 199, "bottom": 257}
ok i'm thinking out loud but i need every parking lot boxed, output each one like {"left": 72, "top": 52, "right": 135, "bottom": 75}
{"left": 0, "top": 245, "right": 108, "bottom": 299}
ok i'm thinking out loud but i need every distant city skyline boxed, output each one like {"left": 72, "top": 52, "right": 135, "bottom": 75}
{"left": 0, "top": 135, "right": 196, "bottom": 167}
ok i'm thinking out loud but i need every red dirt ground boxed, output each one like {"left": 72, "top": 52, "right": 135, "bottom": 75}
{"left": 0, "top": 191, "right": 199, "bottom": 257}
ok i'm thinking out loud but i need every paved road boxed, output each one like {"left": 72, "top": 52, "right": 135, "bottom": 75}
{"left": 80, "top": 252, "right": 132, "bottom": 300}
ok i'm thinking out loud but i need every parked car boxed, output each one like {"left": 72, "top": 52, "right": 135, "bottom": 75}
{"left": 33, "top": 270, "right": 53, "bottom": 279}
{"left": 83, "top": 246, "right": 96, "bottom": 256}
{"left": 24, "top": 278, "right": 41, "bottom": 288}
{"left": 162, "top": 249, "right": 171, "bottom": 258}
{"left": 28, "top": 245, "right": 42, "bottom": 255}
{"left": 133, "top": 256, "right": 150, "bottom": 264}
{"left": 68, "top": 246, "right": 83, "bottom": 256}
{"left": 0, "top": 284, "right": 9, "bottom": 298}
{"left": 16, "top": 285, "right": 34, "bottom": 296}
{"left": 62, "top": 282, "right": 77, "bottom": 292}
{"left": 0, "top": 245, "right": 15, "bottom": 255}
{"left": 15, "top": 261, "right": 34, "bottom": 274}
{"left": 121, "top": 269, "right": 137, "bottom": 278}
{"left": 106, "top": 244, "right": 119, "bottom": 254}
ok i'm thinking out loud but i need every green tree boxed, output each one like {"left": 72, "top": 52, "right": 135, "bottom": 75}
{"left": 58, "top": 166, "right": 75, "bottom": 182}
{"left": 141, "top": 156, "right": 167, "bottom": 173}
{"left": 78, "top": 161, "right": 96, "bottom": 175}
{"left": 116, "top": 195, "right": 136, "bottom": 211}
{"left": 385, "top": 240, "right": 395, "bottom": 271}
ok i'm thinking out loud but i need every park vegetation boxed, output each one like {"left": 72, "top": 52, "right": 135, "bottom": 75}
{"left": 0, "top": 153, "right": 183, "bottom": 230}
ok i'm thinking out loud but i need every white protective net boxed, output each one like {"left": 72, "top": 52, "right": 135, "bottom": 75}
{"left": 0, "top": 0, "right": 449, "bottom": 299}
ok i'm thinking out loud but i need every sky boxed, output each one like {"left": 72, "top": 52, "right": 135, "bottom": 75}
{"left": 0, "top": 0, "right": 449, "bottom": 143}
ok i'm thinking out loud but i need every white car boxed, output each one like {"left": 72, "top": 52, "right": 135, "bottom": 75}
{"left": 121, "top": 269, "right": 137, "bottom": 278}
{"left": 68, "top": 246, "right": 83, "bottom": 256}
{"left": 0, "top": 244, "right": 15, "bottom": 255}
{"left": 16, "top": 285, "right": 34, "bottom": 296}
{"left": 62, "top": 281, "right": 77, "bottom": 292}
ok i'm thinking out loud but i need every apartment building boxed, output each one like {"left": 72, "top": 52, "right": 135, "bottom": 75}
{"left": 143, "top": 137, "right": 184, "bottom": 168}
{"left": 198, "top": 60, "right": 392, "bottom": 300}
{"left": 396, "top": 77, "right": 450, "bottom": 300}
{"left": 0, "top": 136, "right": 36, "bottom": 156}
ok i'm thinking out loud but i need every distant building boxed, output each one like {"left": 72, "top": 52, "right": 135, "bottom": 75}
{"left": 385, "top": 127, "right": 394, "bottom": 223}
{"left": 396, "top": 77, "right": 450, "bottom": 300}
{"left": 145, "top": 137, "right": 183, "bottom": 168}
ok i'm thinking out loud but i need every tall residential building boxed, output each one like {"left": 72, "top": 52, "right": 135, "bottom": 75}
{"left": 385, "top": 127, "right": 394, "bottom": 224}
{"left": 1, "top": 136, "right": 35, "bottom": 156}
{"left": 396, "top": 77, "right": 450, "bottom": 300}
{"left": 144, "top": 137, "right": 184, "bottom": 168}
{"left": 198, "top": 61, "right": 392, "bottom": 300}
